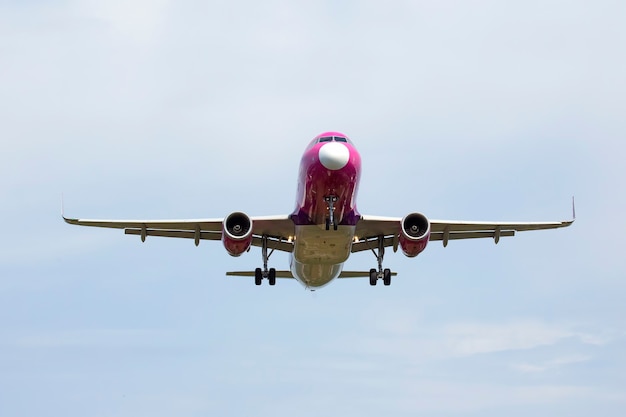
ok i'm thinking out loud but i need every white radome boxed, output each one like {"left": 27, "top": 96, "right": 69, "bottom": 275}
{"left": 318, "top": 142, "right": 350, "bottom": 170}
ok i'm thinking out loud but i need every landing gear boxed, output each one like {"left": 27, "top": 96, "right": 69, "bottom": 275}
{"left": 369, "top": 268, "right": 377, "bottom": 286}
{"left": 255, "top": 235, "right": 276, "bottom": 286}
{"left": 324, "top": 196, "right": 338, "bottom": 231}
{"left": 383, "top": 268, "right": 391, "bottom": 286}
{"left": 268, "top": 268, "right": 276, "bottom": 286}
{"left": 369, "top": 236, "right": 393, "bottom": 286}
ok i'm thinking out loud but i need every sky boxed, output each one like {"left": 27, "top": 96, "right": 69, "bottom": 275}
{"left": 1, "top": 0, "right": 625, "bottom": 416}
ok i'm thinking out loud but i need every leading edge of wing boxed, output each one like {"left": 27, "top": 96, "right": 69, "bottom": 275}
{"left": 63, "top": 216, "right": 225, "bottom": 231}
{"left": 429, "top": 218, "right": 574, "bottom": 232}
{"left": 63, "top": 214, "right": 294, "bottom": 234}
{"left": 430, "top": 197, "right": 576, "bottom": 232}
{"left": 430, "top": 217, "right": 574, "bottom": 232}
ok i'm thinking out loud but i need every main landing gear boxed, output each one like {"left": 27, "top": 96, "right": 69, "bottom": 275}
{"left": 369, "top": 235, "right": 392, "bottom": 286}
{"left": 255, "top": 235, "right": 276, "bottom": 286}
{"left": 325, "top": 196, "right": 338, "bottom": 231}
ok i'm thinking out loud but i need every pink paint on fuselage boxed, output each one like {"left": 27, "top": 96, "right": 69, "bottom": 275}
{"left": 289, "top": 132, "right": 362, "bottom": 288}
{"left": 291, "top": 132, "right": 361, "bottom": 226}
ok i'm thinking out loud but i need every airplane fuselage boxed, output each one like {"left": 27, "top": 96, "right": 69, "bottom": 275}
{"left": 289, "top": 132, "right": 362, "bottom": 287}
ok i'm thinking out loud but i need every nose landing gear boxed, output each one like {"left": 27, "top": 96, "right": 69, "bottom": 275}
{"left": 324, "top": 196, "right": 338, "bottom": 231}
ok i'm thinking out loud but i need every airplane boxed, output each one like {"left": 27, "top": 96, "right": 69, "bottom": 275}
{"left": 64, "top": 132, "right": 574, "bottom": 290}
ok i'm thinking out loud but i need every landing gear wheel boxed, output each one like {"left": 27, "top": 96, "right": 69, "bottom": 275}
{"left": 254, "top": 268, "right": 262, "bottom": 286}
{"left": 325, "top": 218, "right": 338, "bottom": 231}
{"left": 369, "top": 268, "right": 378, "bottom": 286}
{"left": 268, "top": 268, "right": 276, "bottom": 286}
{"left": 383, "top": 268, "right": 391, "bottom": 286}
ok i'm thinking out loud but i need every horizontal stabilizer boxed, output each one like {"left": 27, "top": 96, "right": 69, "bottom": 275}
{"left": 227, "top": 271, "right": 295, "bottom": 278}
{"left": 226, "top": 270, "right": 398, "bottom": 279}
{"left": 338, "top": 271, "right": 398, "bottom": 278}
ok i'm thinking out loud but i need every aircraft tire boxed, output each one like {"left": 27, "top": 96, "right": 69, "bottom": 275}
{"left": 369, "top": 269, "right": 377, "bottom": 286}
{"left": 255, "top": 268, "right": 262, "bottom": 285}
{"left": 383, "top": 269, "right": 391, "bottom": 286}
{"left": 269, "top": 268, "right": 276, "bottom": 286}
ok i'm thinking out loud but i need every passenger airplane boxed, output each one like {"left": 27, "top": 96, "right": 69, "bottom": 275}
{"left": 64, "top": 132, "right": 574, "bottom": 289}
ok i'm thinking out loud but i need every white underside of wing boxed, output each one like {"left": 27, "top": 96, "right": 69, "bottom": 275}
{"left": 63, "top": 216, "right": 224, "bottom": 231}
{"left": 354, "top": 213, "right": 574, "bottom": 250}
{"left": 64, "top": 214, "right": 296, "bottom": 251}
{"left": 429, "top": 219, "right": 574, "bottom": 232}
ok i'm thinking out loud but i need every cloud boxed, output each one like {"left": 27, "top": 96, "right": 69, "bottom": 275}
{"left": 351, "top": 317, "right": 609, "bottom": 363}
{"left": 511, "top": 354, "right": 592, "bottom": 373}
{"left": 9, "top": 328, "right": 169, "bottom": 349}
{"left": 443, "top": 321, "right": 574, "bottom": 356}
{"left": 71, "top": 0, "right": 171, "bottom": 45}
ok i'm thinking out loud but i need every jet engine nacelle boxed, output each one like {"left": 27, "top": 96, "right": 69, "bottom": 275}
{"left": 399, "top": 212, "right": 430, "bottom": 257}
{"left": 222, "top": 212, "right": 253, "bottom": 257}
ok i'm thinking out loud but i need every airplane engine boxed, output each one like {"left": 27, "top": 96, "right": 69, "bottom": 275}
{"left": 222, "top": 212, "right": 253, "bottom": 257}
{"left": 399, "top": 212, "right": 430, "bottom": 257}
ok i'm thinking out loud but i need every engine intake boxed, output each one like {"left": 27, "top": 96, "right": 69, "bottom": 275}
{"left": 222, "top": 212, "right": 253, "bottom": 257}
{"left": 399, "top": 212, "right": 430, "bottom": 257}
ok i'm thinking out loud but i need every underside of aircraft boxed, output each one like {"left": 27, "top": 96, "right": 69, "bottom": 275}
{"left": 64, "top": 132, "right": 574, "bottom": 289}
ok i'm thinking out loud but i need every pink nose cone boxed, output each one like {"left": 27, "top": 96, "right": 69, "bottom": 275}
{"left": 318, "top": 142, "right": 350, "bottom": 170}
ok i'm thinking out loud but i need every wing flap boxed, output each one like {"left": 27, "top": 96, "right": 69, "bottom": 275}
{"left": 125, "top": 229, "right": 222, "bottom": 241}
{"left": 429, "top": 230, "right": 515, "bottom": 241}
{"left": 251, "top": 236, "right": 294, "bottom": 253}
{"left": 351, "top": 237, "right": 396, "bottom": 253}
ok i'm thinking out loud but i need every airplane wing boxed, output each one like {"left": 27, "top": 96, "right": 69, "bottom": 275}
{"left": 352, "top": 210, "right": 574, "bottom": 253}
{"left": 63, "top": 215, "right": 296, "bottom": 252}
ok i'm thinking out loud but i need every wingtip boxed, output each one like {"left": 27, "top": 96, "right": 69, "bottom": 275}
{"left": 60, "top": 193, "right": 76, "bottom": 224}
{"left": 559, "top": 196, "right": 576, "bottom": 227}
{"left": 63, "top": 215, "right": 79, "bottom": 225}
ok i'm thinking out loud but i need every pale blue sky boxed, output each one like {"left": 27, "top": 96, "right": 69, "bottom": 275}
{"left": 1, "top": 1, "right": 625, "bottom": 416}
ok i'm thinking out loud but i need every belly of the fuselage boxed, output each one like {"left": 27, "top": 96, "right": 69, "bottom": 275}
{"left": 290, "top": 225, "right": 355, "bottom": 287}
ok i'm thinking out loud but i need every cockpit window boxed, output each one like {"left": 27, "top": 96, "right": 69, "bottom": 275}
{"left": 317, "top": 136, "right": 349, "bottom": 143}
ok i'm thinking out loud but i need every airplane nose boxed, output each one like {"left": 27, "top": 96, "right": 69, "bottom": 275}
{"left": 318, "top": 142, "right": 350, "bottom": 170}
